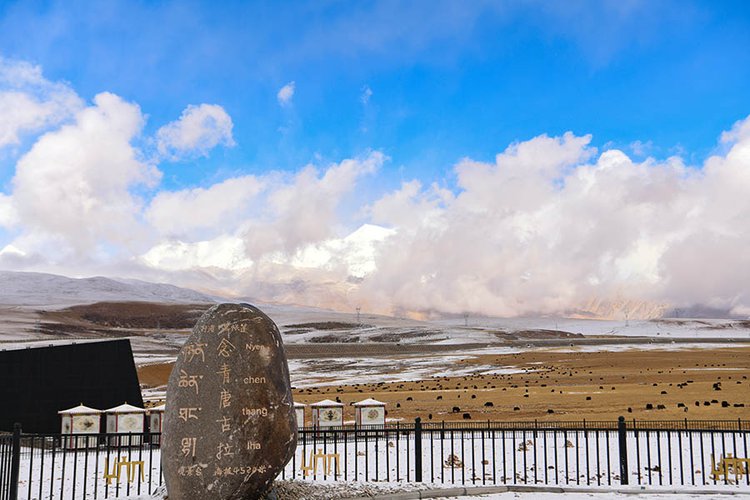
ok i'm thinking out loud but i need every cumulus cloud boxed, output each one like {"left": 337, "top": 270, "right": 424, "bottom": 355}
{"left": 3, "top": 55, "right": 750, "bottom": 319}
{"left": 156, "top": 103, "right": 235, "bottom": 160}
{"left": 354, "top": 119, "right": 750, "bottom": 318}
{"left": 242, "top": 151, "right": 383, "bottom": 258}
{"left": 141, "top": 235, "right": 252, "bottom": 272}
{"left": 0, "top": 57, "right": 83, "bottom": 148}
{"left": 134, "top": 152, "right": 383, "bottom": 298}
{"left": 10, "top": 92, "right": 159, "bottom": 254}
{"left": 0, "top": 193, "right": 17, "bottom": 228}
{"left": 277, "top": 81, "right": 295, "bottom": 106}
{"left": 146, "top": 175, "right": 264, "bottom": 239}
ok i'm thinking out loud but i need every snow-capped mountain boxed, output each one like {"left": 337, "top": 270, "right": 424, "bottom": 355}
{"left": 0, "top": 271, "right": 216, "bottom": 306}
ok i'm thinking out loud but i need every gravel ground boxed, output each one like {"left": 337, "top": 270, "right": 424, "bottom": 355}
{"left": 129, "top": 480, "right": 429, "bottom": 499}
{"left": 273, "top": 480, "right": 429, "bottom": 499}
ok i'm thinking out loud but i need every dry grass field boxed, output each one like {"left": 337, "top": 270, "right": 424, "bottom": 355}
{"left": 139, "top": 345, "right": 750, "bottom": 422}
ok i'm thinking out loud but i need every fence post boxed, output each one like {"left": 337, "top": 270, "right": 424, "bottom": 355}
{"left": 414, "top": 417, "right": 422, "bottom": 482}
{"left": 617, "top": 416, "right": 628, "bottom": 485}
{"left": 9, "top": 423, "right": 21, "bottom": 500}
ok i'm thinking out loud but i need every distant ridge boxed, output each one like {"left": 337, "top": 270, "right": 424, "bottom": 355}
{"left": 0, "top": 271, "right": 216, "bottom": 306}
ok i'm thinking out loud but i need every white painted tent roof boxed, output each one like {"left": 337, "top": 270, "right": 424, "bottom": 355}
{"left": 353, "top": 398, "right": 386, "bottom": 407}
{"left": 58, "top": 404, "right": 102, "bottom": 415}
{"left": 310, "top": 399, "right": 344, "bottom": 407}
{"left": 104, "top": 403, "right": 146, "bottom": 414}
{"left": 148, "top": 404, "right": 166, "bottom": 412}
{"left": 293, "top": 402, "right": 307, "bottom": 407}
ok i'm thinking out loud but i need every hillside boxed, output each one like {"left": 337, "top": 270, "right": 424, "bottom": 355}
{"left": 0, "top": 271, "right": 216, "bottom": 306}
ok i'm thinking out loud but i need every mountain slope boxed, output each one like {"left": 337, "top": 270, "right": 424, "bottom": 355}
{"left": 0, "top": 271, "right": 215, "bottom": 306}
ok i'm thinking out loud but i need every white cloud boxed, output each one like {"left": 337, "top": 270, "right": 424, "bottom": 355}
{"left": 0, "top": 193, "right": 17, "bottom": 228}
{"left": 277, "top": 81, "right": 295, "bottom": 106}
{"left": 146, "top": 175, "right": 264, "bottom": 239}
{"left": 242, "top": 151, "right": 383, "bottom": 258}
{"left": 357, "top": 118, "right": 750, "bottom": 317}
{"left": 141, "top": 235, "right": 252, "bottom": 272}
{"left": 0, "top": 57, "right": 83, "bottom": 148}
{"left": 10, "top": 92, "right": 159, "bottom": 254}
{"left": 629, "top": 139, "right": 653, "bottom": 157}
{"left": 361, "top": 85, "right": 373, "bottom": 104}
{"left": 137, "top": 152, "right": 383, "bottom": 291}
{"left": 156, "top": 103, "right": 235, "bottom": 160}
{"left": 292, "top": 223, "right": 395, "bottom": 277}
{"left": 4, "top": 55, "right": 750, "bottom": 320}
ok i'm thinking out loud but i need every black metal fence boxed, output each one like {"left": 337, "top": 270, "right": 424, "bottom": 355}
{"left": 1, "top": 418, "right": 749, "bottom": 499}
{"left": 5, "top": 429, "right": 162, "bottom": 500}
{"left": 281, "top": 418, "right": 750, "bottom": 488}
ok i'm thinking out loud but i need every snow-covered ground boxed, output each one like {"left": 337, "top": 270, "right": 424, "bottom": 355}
{"left": 433, "top": 317, "right": 750, "bottom": 341}
{"left": 15, "top": 429, "right": 750, "bottom": 500}
{"left": 448, "top": 492, "right": 750, "bottom": 500}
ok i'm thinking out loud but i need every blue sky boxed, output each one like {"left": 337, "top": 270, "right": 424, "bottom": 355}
{"left": 2, "top": 0, "right": 749, "bottom": 187}
{"left": 1, "top": 0, "right": 750, "bottom": 316}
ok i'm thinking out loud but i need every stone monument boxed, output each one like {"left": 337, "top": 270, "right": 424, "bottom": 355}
{"left": 162, "top": 303, "right": 297, "bottom": 500}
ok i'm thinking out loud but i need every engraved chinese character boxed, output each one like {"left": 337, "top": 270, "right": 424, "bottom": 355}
{"left": 178, "top": 370, "right": 202, "bottom": 395}
{"left": 178, "top": 407, "right": 200, "bottom": 422}
{"left": 218, "top": 322, "right": 246, "bottom": 334}
{"left": 181, "top": 437, "right": 196, "bottom": 458}
{"left": 219, "top": 388, "right": 232, "bottom": 409}
{"left": 217, "top": 338, "right": 236, "bottom": 358}
{"left": 216, "top": 443, "right": 235, "bottom": 460}
{"left": 217, "top": 363, "right": 231, "bottom": 384}
{"left": 216, "top": 416, "right": 231, "bottom": 433}
{"left": 183, "top": 343, "right": 207, "bottom": 363}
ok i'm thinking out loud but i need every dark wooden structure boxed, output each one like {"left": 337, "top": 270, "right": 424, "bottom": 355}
{"left": 0, "top": 339, "right": 143, "bottom": 433}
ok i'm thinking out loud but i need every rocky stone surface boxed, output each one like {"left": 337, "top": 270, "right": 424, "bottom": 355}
{"left": 162, "top": 303, "right": 297, "bottom": 500}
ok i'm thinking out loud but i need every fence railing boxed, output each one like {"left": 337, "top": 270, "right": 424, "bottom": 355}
{"left": 2, "top": 418, "right": 749, "bottom": 499}
{"left": 281, "top": 418, "right": 749, "bottom": 487}
{"left": 1, "top": 425, "right": 20, "bottom": 500}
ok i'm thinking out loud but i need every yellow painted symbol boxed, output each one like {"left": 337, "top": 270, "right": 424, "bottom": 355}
{"left": 102, "top": 456, "right": 145, "bottom": 484}
{"left": 299, "top": 448, "right": 341, "bottom": 476}
{"left": 711, "top": 453, "right": 749, "bottom": 482}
